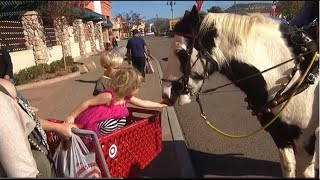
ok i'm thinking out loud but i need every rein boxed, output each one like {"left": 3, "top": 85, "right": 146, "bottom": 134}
{"left": 195, "top": 51, "right": 318, "bottom": 138}
{"left": 198, "top": 51, "right": 313, "bottom": 95}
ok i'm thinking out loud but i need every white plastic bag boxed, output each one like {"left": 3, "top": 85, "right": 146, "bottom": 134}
{"left": 145, "top": 56, "right": 155, "bottom": 74}
{"left": 52, "top": 133, "right": 102, "bottom": 178}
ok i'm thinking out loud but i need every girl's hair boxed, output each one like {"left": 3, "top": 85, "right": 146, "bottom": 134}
{"left": 109, "top": 67, "right": 144, "bottom": 99}
{"left": 100, "top": 50, "right": 123, "bottom": 70}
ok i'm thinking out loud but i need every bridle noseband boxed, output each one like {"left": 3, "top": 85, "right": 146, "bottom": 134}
{"left": 161, "top": 30, "right": 218, "bottom": 96}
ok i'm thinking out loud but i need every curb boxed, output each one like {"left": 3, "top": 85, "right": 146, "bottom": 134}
{"left": 151, "top": 54, "right": 197, "bottom": 178}
{"left": 16, "top": 71, "right": 80, "bottom": 91}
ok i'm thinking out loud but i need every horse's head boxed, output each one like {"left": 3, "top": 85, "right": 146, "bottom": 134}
{"left": 162, "top": 5, "right": 218, "bottom": 106}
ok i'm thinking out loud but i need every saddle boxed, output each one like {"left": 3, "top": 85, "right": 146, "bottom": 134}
{"left": 249, "top": 22, "right": 319, "bottom": 117}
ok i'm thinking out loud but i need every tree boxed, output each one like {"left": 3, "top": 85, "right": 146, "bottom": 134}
{"left": 276, "top": 1, "right": 304, "bottom": 20}
{"left": 39, "top": 1, "right": 85, "bottom": 70}
{"left": 200, "top": 11, "right": 207, "bottom": 16}
{"left": 154, "top": 19, "right": 169, "bottom": 33}
{"left": 207, "top": 6, "right": 223, "bottom": 13}
{"left": 116, "top": 11, "right": 144, "bottom": 36}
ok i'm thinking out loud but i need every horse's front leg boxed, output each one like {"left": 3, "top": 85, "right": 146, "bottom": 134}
{"left": 295, "top": 132, "right": 317, "bottom": 178}
{"left": 278, "top": 147, "right": 296, "bottom": 177}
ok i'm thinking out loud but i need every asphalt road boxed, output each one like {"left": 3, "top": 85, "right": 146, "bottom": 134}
{"left": 143, "top": 35, "right": 283, "bottom": 178}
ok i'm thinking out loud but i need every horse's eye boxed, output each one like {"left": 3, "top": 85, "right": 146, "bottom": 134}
{"left": 175, "top": 49, "right": 188, "bottom": 64}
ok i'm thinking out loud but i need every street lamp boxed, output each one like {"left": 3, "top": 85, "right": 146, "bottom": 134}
{"left": 167, "top": 1, "right": 176, "bottom": 30}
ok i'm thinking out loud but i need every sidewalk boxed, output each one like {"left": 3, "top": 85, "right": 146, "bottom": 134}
{"left": 19, "top": 51, "right": 196, "bottom": 178}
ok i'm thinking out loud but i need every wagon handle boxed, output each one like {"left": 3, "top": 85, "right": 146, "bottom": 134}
{"left": 71, "top": 128, "right": 112, "bottom": 178}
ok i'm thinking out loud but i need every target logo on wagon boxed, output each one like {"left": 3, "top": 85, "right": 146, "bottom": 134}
{"left": 109, "top": 144, "right": 117, "bottom": 158}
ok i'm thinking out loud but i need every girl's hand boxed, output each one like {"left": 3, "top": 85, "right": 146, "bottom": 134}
{"left": 160, "top": 103, "right": 168, "bottom": 108}
{"left": 65, "top": 116, "right": 75, "bottom": 124}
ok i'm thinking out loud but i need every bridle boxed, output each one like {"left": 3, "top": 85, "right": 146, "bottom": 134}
{"left": 161, "top": 29, "right": 219, "bottom": 97}
{"left": 161, "top": 16, "right": 319, "bottom": 120}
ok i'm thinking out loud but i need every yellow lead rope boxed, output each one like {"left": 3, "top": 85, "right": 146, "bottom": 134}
{"left": 203, "top": 52, "right": 318, "bottom": 138}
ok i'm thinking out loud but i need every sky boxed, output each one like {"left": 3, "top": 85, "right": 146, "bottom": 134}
{"left": 110, "top": 1, "right": 274, "bottom": 20}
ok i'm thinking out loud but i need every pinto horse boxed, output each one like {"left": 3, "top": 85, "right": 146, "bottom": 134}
{"left": 161, "top": 5, "right": 319, "bottom": 178}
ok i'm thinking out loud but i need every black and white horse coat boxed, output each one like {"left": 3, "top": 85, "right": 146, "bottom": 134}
{"left": 161, "top": 5, "right": 319, "bottom": 178}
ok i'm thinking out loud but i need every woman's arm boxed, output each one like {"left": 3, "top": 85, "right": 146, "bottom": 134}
{"left": 129, "top": 96, "right": 167, "bottom": 108}
{"left": 40, "top": 119, "right": 78, "bottom": 140}
{"left": 66, "top": 93, "right": 112, "bottom": 123}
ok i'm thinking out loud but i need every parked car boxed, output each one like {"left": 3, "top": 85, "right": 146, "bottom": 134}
{"left": 166, "top": 30, "right": 174, "bottom": 38}
{"left": 160, "top": 31, "right": 167, "bottom": 36}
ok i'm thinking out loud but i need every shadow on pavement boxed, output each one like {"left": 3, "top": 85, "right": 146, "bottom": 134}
{"left": 137, "top": 141, "right": 186, "bottom": 178}
{"left": 75, "top": 79, "right": 97, "bottom": 84}
{"left": 189, "top": 149, "right": 282, "bottom": 177}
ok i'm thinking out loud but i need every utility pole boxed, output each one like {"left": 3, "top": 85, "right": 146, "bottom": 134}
{"left": 156, "top": 13, "right": 159, "bottom": 33}
{"left": 234, "top": 0, "right": 237, "bottom": 14}
{"left": 167, "top": 1, "right": 176, "bottom": 30}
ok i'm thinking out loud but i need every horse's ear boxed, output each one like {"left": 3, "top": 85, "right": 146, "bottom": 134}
{"left": 190, "top": 5, "right": 199, "bottom": 20}
{"left": 190, "top": 5, "right": 198, "bottom": 15}
{"left": 184, "top": 10, "right": 190, "bottom": 17}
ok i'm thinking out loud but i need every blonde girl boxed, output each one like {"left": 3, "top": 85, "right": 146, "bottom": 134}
{"left": 66, "top": 67, "right": 167, "bottom": 137}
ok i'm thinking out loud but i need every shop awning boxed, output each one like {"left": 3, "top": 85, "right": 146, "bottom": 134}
{"left": 0, "top": 1, "right": 47, "bottom": 20}
{"left": 82, "top": 8, "right": 106, "bottom": 22}
{"left": 0, "top": 1, "right": 112, "bottom": 27}
{"left": 101, "top": 19, "right": 113, "bottom": 28}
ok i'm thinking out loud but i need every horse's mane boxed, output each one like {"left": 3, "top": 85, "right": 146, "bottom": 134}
{"left": 199, "top": 13, "right": 279, "bottom": 45}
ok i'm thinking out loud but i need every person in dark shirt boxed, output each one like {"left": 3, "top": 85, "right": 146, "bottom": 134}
{"left": 290, "top": 1, "right": 319, "bottom": 28}
{"left": 290, "top": 1, "right": 319, "bottom": 46}
{"left": 126, "top": 29, "right": 149, "bottom": 78}
{"left": 0, "top": 43, "right": 29, "bottom": 105}
{"left": 0, "top": 45, "right": 13, "bottom": 81}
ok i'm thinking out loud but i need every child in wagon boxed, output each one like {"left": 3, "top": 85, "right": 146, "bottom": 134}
{"left": 65, "top": 67, "right": 167, "bottom": 137}
{"left": 92, "top": 49, "right": 124, "bottom": 96}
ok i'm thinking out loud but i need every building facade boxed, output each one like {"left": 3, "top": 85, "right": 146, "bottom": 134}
{"left": 83, "top": 1, "right": 113, "bottom": 42}
{"left": 131, "top": 20, "right": 146, "bottom": 33}
{"left": 169, "top": 17, "right": 180, "bottom": 30}
{"left": 84, "top": 1, "right": 111, "bottom": 20}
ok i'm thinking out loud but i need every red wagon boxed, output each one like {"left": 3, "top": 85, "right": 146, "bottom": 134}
{"left": 46, "top": 107, "right": 162, "bottom": 178}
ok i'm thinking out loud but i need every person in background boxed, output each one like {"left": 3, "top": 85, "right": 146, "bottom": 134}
{"left": 290, "top": 1, "right": 319, "bottom": 28}
{"left": 65, "top": 67, "right": 167, "bottom": 137}
{"left": 112, "top": 36, "right": 118, "bottom": 48}
{"left": 0, "top": 43, "right": 13, "bottom": 82}
{"left": 290, "top": 1, "right": 319, "bottom": 47}
{"left": 126, "top": 29, "right": 150, "bottom": 79}
{"left": 0, "top": 42, "right": 29, "bottom": 105}
{"left": 105, "top": 41, "right": 112, "bottom": 51}
{"left": 93, "top": 50, "right": 124, "bottom": 96}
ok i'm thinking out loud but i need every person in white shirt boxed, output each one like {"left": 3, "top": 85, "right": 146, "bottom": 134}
{"left": 0, "top": 92, "right": 39, "bottom": 177}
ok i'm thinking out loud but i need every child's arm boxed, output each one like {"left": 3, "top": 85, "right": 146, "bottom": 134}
{"left": 65, "top": 93, "right": 112, "bottom": 123}
{"left": 129, "top": 96, "right": 167, "bottom": 108}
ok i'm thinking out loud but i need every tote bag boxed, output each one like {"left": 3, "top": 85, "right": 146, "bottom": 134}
{"left": 52, "top": 133, "right": 102, "bottom": 178}
{"left": 144, "top": 56, "right": 155, "bottom": 74}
